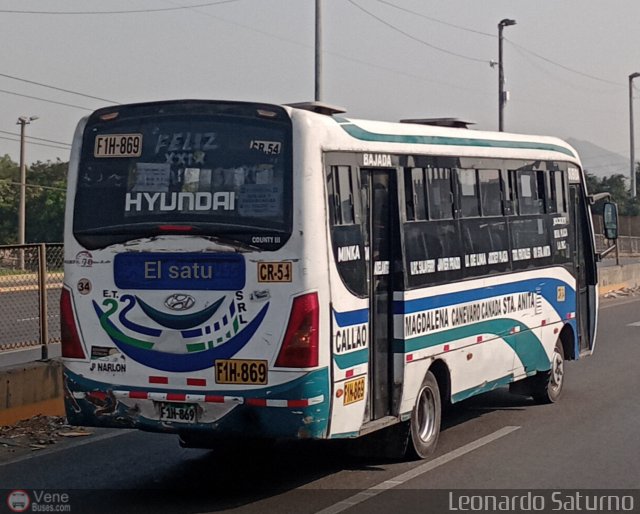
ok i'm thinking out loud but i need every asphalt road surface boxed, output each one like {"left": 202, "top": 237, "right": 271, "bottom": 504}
{"left": 0, "top": 295, "right": 639, "bottom": 514}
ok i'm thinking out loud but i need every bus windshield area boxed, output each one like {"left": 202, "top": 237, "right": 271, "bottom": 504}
{"left": 74, "top": 107, "right": 292, "bottom": 249}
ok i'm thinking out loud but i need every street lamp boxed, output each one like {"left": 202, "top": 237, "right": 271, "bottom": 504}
{"left": 498, "top": 18, "right": 516, "bottom": 132}
{"left": 629, "top": 72, "right": 640, "bottom": 197}
{"left": 16, "top": 115, "right": 38, "bottom": 268}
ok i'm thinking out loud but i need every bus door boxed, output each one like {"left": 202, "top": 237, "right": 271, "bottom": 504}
{"left": 360, "top": 168, "right": 401, "bottom": 421}
{"left": 570, "top": 183, "right": 595, "bottom": 353}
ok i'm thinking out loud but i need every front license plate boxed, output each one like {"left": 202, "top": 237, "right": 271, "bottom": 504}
{"left": 215, "top": 359, "right": 268, "bottom": 385}
{"left": 343, "top": 377, "right": 366, "bottom": 405}
{"left": 158, "top": 402, "right": 198, "bottom": 423}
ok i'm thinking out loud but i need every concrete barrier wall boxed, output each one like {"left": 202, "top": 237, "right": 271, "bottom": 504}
{"left": 1, "top": 264, "right": 639, "bottom": 426}
{"left": 598, "top": 263, "right": 640, "bottom": 294}
{"left": 0, "top": 360, "right": 64, "bottom": 426}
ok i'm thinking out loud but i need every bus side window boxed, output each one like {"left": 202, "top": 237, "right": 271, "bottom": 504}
{"left": 456, "top": 168, "right": 480, "bottom": 218}
{"left": 337, "top": 166, "right": 355, "bottom": 225}
{"left": 507, "top": 170, "right": 518, "bottom": 214}
{"left": 404, "top": 167, "right": 427, "bottom": 221}
{"left": 478, "top": 169, "right": 502, "bottom": 216}
{"left": 518, "top": 170, "right": 546, "bottom": 215}
{"left": 327, "top": 166, "right": 340, "bottom": 225}
{"left": 548, "top": 169, "right": 567, "bottom": 214}
{"left": 536, "top": 170, "right": 548, "bottom": 213}
{"left": 328, "top": 165, "right": 356, "bottom": 226}
{"left": 427, "top": 167, "right": 454, "bottom": 220}
{"left": 327, "top": 163, "right": 367, "bottom": 297}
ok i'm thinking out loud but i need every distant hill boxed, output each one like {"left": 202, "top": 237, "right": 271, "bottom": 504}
{"left": 566, "top": 138, "right": 628, "bottom": 179}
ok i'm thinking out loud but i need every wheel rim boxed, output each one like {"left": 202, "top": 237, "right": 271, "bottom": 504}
{"left": 549, "top": 349, "right": 564, "bottom": 393}
{"left": 416, "top": 386, "right": 437, "bottom": 443}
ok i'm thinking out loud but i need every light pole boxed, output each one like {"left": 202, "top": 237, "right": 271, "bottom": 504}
{"left": 315, "top": 0, "right": 322, "bottom": 101}
{"left": 629, "top": 72, "right": 640, "bottom": 197}
{"left": 17, "top": 115, "right": 38, "bottom": 268}
{"left": 498, "top": 18, "right": 516, "bottom": 132}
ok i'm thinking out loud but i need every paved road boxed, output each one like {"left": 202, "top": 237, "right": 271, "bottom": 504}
{"left": 0, "top": 296, "right": 639, "bottom": 514}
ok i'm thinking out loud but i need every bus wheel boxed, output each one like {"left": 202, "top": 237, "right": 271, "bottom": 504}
{"left": 532, "top": 340, "right": 565, "bottom": 404}
{"left": 409, "top": 371, "right": 441, "bottom": 459}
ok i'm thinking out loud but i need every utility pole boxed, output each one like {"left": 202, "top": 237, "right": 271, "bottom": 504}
{"left": 315, "top": 0, "right": 322, "bottom": 101}
{"left": 498, "top": 18, "right": 516, "bottom": 132}
{"left": 629, "top": 72, "right": 640, "bottom": 197}
{"left": 17, "top": 115, "right": 38, "bottom": 269}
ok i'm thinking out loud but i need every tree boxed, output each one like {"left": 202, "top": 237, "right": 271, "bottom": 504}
{"left": 0, "top": 155, "right": 19, "bottom": 244}
{"left": 0, "top": 154, "right": 67, "bottom": 244}
{"left": 26, "top": 160, "right": 67, "bottom": 243}
{"left": 584, "top": 170, "right": 640, "bottom": 216}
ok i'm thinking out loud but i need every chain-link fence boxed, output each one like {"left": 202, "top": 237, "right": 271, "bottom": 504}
{"left": 0, "top": 244, "right": 63, "bottom": 360}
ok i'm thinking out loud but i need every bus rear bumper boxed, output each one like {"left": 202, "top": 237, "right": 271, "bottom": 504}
{"left": 63, "top": 367, "right": 330, "bottom": 440}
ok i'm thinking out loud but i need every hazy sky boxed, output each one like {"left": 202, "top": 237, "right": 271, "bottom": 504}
{"left": 1, "top": 0, "right": 639, "bottom": 168}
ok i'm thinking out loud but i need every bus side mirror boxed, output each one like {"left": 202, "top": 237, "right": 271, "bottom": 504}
{"left": 603, "top": 202, "right": 618, "bottom": 240}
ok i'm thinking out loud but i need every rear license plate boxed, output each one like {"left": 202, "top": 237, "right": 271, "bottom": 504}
{"left": 257, "top": 262, "right": 292, "bottom": 282}
{"left": 343, "top": 377, "right": 366, "bottom": 405}
{"left": 215, "top": 359, "right": 268, "bottom": 385}
{"left": 158, "top": 402, "right": 198, "bottom": 423}
{"left": 94, "top": 133, "right": 142, "bottom": 158}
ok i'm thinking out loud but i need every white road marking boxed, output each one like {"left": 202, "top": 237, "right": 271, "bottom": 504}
{"left": 313, "top": 425, "right": 521, "bottom": 514}
{"left": 627, "top": 321, "right": 640, "bottom": 326}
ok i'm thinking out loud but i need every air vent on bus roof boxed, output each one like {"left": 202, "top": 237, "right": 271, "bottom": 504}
{"left": 286, "top": 101, "right": 347, "bottom": 116}
{"left": 400, "top": 118, "right": 475, "bottom": 129}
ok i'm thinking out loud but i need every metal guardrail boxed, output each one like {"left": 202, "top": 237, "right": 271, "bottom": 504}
{"left": 595, "top": 235, "right": 640, "bottom": 260}
{"left": 0, "top": 243, "right": 63, "bottom": 362}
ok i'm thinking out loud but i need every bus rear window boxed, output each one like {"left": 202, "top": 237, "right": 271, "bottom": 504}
{"left": 73, "top": 103, "right": 292, "bottom": 249}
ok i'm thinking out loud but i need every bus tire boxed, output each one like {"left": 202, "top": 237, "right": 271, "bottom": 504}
{"left": 409, "top": 370, "right": 441, "bottom": 459}
{"left": 532, "top": 340, "right": 565, "bottom": 404}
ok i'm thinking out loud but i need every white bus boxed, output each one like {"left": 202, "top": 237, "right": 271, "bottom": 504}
{"left": 61, "top": 100, "right": 615, "bottom": 458}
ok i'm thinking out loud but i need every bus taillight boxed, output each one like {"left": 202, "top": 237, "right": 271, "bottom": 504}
{"left": 275, "top": 293, "right": 319, "bottom": 368}
{"left": 158, "top": 225, "right": 194, "bottom": 232}
{"left": 60, "top": 288, "right": 86, "bottom": 359}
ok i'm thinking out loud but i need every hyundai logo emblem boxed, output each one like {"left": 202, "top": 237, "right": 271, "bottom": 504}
{"left": 164, "top": 294, "right": 195, "bottom": 311}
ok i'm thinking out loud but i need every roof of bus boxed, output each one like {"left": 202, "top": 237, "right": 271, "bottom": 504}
{"left": 284, "top": 104, "right": 581, "bottom": 164}
{"left": 75, "top": 99, "right": 581, "bottom": 165}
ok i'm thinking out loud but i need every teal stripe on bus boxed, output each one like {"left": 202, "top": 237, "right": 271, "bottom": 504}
{"left": 395, "top": 318, "right": 550, "bottom": 374}
{"left": 335, "top": 119, "right": 576, "bottom": 158}
{"left": 451, "top": 374, "right": 514, "bottom": 403}
{"left": 333, "top": 319, "right": 551, "bottom": 374}
{"left": 334, "top": 348, "right": 368, "bottom": 370}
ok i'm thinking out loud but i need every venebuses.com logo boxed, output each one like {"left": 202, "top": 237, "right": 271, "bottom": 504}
{"left": 6, "top": 490, "right": 71, "bottom": 512}
{"left": 6, "top": 490, "right": 30, "bottom": 513}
